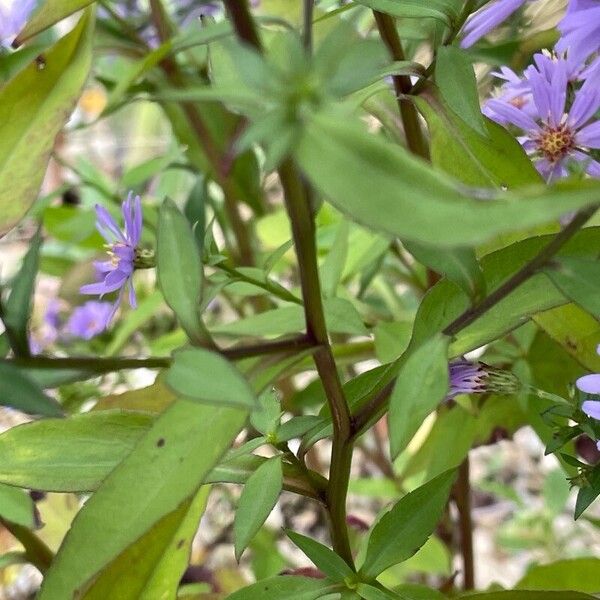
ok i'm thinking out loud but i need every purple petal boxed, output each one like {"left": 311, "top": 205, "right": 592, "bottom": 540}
{"left": 577, "top": 121, "right": 600, "bottom": 148}
{"left": 460, "top": 0, "right": 527, "bottom": 48}
{"left": 95, "top": 205, "right": 126, "bottom": 243}
{"left": 577, "top": 374, "right": 600, "bottom": 395}
{"left": 486, "top": 99, "right": 539, "bottom": 131}
{"left": 582, "top": 400, "right": 600, "bottom": 420}
{"left": 570, "top": 91, "right": 600, "bottom": 131}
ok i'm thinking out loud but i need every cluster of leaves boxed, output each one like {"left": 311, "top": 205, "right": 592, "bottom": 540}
{"left": 0, "top": 0, "right": 600, "bottom": 599}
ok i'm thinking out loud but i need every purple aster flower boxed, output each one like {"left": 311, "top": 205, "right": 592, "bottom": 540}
{"left": 485, "top": 57, "right": 600, "bottom": 181}
{"left": 556, "top": 0, "right": 600, "bottom": 66}
{"left": 448, "top": 360, "right": 519, "bottom": 399}
{"left": 80, "top": 192, "right": 142, "bottom": 322}
{"left": 460, "top": 0, "right": 535, "bottom": 49}
{"left": 66, "top": 301, "right": 113, "bottom": 340}
{"left": 0, "top": 0, "right": 36, "bottom": 47}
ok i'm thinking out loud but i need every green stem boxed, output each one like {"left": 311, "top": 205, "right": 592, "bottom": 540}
{"left": 216, "top": 263, "right": 303, "bottom": 305}
{"left": 279, "top": 160, "right": 354, "bottom": 567}
{"left": 223, "top": 0, "right": 354, "bottom": 565}
{"left": 1, "top": 336, "right": 318, "bottom": 372}
{"left": 303, "top": 0, "right": 315, "bottom": 51}
{"left": 372, "top": 11, "right": 428, "bottom": 159}
{"left": 454, "top": 457, "right": 475, "bottom": 590}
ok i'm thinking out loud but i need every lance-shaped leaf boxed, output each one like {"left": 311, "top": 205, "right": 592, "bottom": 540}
{"left": 0, "top": 483, "right": 34, "bottom": 528}
{"left": 405, "top": 241, "right": 486, "bottom": 303}
{"left": 166, "top": 347, "right": 256, "bottom": 408}
{"left": 234, "top": 456, "right": 283, "bottom": 560}
{"left": 157, "top": 198, "right": 209, "bottom": 346}
{"left": 15, "top": 0, "right": 96, "bottom": 44}
{"left": 0, "top": 411, "right": 153, "bottom": 492}
{"left": 2, "top": 228, "right": 41, "bottom": 356}
{"left": 0, "top": 10, "right": 93, "bottom": 235}
{"left": 388, "top": 335, "right": 449, "bottom": 459}
{"left": 415, "top": 89, "right": 541, "bottom": 190}
{"left": 76, "top": 488, "right": 209, "bottom": 600}
{"left": 226, "top": 576, "right": 341, "bottom": 600}
{"left": 38, "top": 399, "right": 248, "bottom": 599}
{"left": 359, "top": 470, "right": 457, "bottom": 578}
{"left": 286, "top": 530, "right": 354, "bottom": 582}
{"left": 294, "top": 111, "right": 597, "bottom": 249}
{"left": 516, "top": 558, "right": 600, "bottom": 593}
{"left": 0, "top": 413, "right": 323, "bottom": 499}
{"left": 0, "top": 363, "right": 63, "bottom": 417}
{"left": 458, "top": 593, "right": 596, "bottom": 600}
{"left": 353, "top": 0, "right": 459, "bottom": 23}
{"left": 435, "top": 46, "right": 486, "bottom": 136}
{"left": 545, "top": 257, "right": 600, "bottom": 318}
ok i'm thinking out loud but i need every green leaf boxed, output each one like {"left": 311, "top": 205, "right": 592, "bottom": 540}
{"left": 105, "top": 41, "right": 173, "bottom": 112}
{"left": 321, "top": 221, "right": 349, "bottom": 298}
{"left": 3, "top": 229, "right": 41, "bottom": 356}
{"left": 411, "top": 228, "right": 600, "bottom": 357}
{"left": 415, "top": 89, "right": 541, "bottom": 189}
{"left": 575, "top": 466, "right": 600, "bottom": 519}
{"left": 157, "top": 198, "right": 209, "bottom": 345}
{"left": 77, "top": 487, "right": 209, "bottom": 599}
{"left": 0, "top": 411, "right": 153, "bottom": 492}
{"left": 356, "top": 583, "right": 408, "bottom": 600}
{"left": 184, "top": 178, "right": 207, "bottom": 252}
{"left": 405, "top": 241, "right": 485, "bottom": 303}
{"left": 435, "top": 46, "right": 486, "bottom": 136}
{"left": 458, "top": 593, "right": 596, "bottom": 600}
{"left": 16, "top": 0, "right": 96, "bottom": 43}
{"left": 166, "top": 347, "right": 256, "bottom": 408}
{"left": 534, "top": 304, "right": 600, "bottom": 372}
{"left": 0, "top": 362, "right": 63, "bottom": 417}
{"left": 353, "top": 0, "right": 459, "bottom": 23}
{"left": 388, "top": 335, "right": 449, "bottom": 458}
{"left": 38, "top": 400, "right": 247, "bottom": 599}
{"left": 545, "top": 257, "right": 600, "bottom": 317}
{"left": 295, "top": 110, "right": 599, "bottom": 248}
{"left": 212, "top": 298, "right": 366, "bottom": 337}
{"left": 286, "top": 530, "right": 354, "bottom": 581}
{"left": 0, "top": 482, "right": 34, "bottom": 528}
{"left": 516, "top": 558, "right": 600, "bottom": 593}
{"left": 359, "top": 470, "right": 457, "bottom": 578}
{"left": 226, "top": 576, "right": 339, "bottom": 600}
{"left": 234, "top": 456, "right": 282, "bottom": 560}
{"left": 0, "top": 10, "right": 93, "bottom": 235}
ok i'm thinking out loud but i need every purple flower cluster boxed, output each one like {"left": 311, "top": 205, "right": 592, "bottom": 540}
{"left": 0, "top": 0, "right": 36, "bottom": 47}
{"left": 80, "top": 192, "right": 142, "bottom": 322}
{"left": 463, "top": 0, "right": 600, "bottom": 182}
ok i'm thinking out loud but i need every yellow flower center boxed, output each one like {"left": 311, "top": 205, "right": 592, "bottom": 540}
{"left": 537, "top": 124, "right": 575, "bottom": 164}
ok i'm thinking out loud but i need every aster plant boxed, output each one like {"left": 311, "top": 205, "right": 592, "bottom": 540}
{"left": 2, "top": 1, "right": 600, "bottom": 598}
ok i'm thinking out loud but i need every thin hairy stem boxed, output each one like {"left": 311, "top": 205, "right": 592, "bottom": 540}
{"left": 373, "top": 11, "right": 428, "bottom": 159}
{"left": 222, "top": 0, "right": 355, "bottom": 565}
{"left": 454, "top": 457, "right": 475, "bottom": 590}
